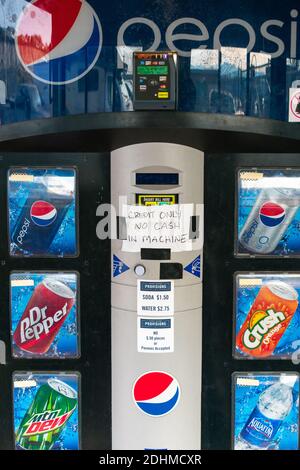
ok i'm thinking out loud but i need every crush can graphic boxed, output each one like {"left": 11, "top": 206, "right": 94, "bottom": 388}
{"left": 14, "top": 373, "right": 80, "bottom": 450}
{"left": 11, "top": 272, "right": 79, "bottom": 358}
{"left": 237, "top": 170, "right": 300, "bottom": 256}
{"left": 235, "top": 275, "right": 300, "bottom": 359}
{"left": 233, "top": 374, "right": 299, "bottom": 450}
{"left": 8, "top": 168, "right": 78, "bottom": 256}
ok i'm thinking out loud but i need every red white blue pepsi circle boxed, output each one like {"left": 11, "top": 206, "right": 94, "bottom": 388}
{"left": 15, "top": 0, "right": 102, "bottom": 85}
{"left": 30, "top": 201, "right": 57, "bottom": 226}
{"left": 133, "top": 371, "right": 180, "bottom": 417}
{"left": 259, "top": 202, "right": 285, "bottom": 227}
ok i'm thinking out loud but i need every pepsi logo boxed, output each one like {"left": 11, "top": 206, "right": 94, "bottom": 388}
{"left": 15, "top": 0, "right": 102, "bottom": 85}
{"left": 30, "top": 201, "right": 57, "bottom": 227}
{"left": 259, "top": 202, "right": 285, "bottom": 227}
{"left": 133, "top": 371, "right": 180, "bottom": 417}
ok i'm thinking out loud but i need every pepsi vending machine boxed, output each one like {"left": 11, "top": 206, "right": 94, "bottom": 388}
{"left": 1, "top": 0, "right": 300, "bottom": 458}
{"left": 0, "top": 145, "right": 300, "bottom": 456}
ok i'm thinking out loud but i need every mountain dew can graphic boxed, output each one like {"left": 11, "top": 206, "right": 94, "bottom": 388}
{"left": 16, "top": 379, "right": 77, "bottom": 450}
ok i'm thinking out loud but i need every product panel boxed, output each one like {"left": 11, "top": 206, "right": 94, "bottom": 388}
{"left": 8, "top": 168, "right": 78, "bottom": 257}
{"left": 13, "top": 372, "right": 80, "bottom": 450}
{"left": 234, "top": 273, "right": 300, "bottom": 359}
{"left": 233, "top": 373, "right": 299, "bottom": 450}
{"left": 10, "top": 272, "right": 80, "bottom": 359}
{"left": 236, "top": 169, "right": 300, "bottom": 257}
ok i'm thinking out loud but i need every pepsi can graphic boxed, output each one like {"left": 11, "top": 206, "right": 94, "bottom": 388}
{"left": 239, "top": 187, "right": 300, "bottom": 255}
{"left": 9, "top": 168, "right": 78, "bottom": 256}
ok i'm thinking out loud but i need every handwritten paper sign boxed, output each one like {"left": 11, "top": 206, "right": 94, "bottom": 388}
{"left": 122, "top": 204, "right": 194, "bottom": 252}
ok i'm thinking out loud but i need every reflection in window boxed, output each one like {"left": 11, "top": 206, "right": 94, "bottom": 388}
{"left": 220, "top": 47, "right": 247, "bottom": 115}
{"left": 249, "top": 52, "right": 271, "bottom": 118}
{"left": 115, "top": 45, "right": 142, "bottom": 111}
{"left": 190, "top": 49, "right": 219, "bottom": 113}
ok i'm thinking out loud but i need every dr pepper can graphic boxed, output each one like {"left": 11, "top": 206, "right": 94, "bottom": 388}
{"left": 13, "top": 278, "right": 75, "bottom": 355}
{"left": 16, "top": 379, "right": 77, "bottom": 450}
{"left": 236, "top": 281, "right": 298, "bottom": 357}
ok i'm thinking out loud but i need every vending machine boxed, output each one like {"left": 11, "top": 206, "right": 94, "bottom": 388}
{"left": 0, "top": 151, "right": 300, "bottom": 455}
{"left": 0, "top": 0, "right": 300, "bottom": 459}
{"left": 111, "top": 143, "right": 203, "bottom": 450}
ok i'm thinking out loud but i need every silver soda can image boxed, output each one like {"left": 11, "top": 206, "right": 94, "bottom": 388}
{"left": 239, "top": 188, "right": 300, "bottom": 254}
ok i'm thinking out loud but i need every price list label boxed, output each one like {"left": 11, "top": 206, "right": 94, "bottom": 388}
{"left": 137, "top": 280, "right": 174, "bottom": 317}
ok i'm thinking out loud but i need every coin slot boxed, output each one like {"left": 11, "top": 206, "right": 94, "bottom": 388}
{"left": 160, "top": 263, "right": 183, "bottom": 279}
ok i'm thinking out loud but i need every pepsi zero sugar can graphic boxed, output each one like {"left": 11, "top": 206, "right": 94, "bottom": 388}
{"left": 11, "top": 272, "right": 79, "bottom": 359}
{"left": 133, "top": 372, "right": 180, "bottom": 417}
{"left": 14, "top": 373, "right": 80, "bottom": 450}
{"left": 9, "top": 168, "right": 77, "bottom": 256}
{"left": 239, "top": 188, "right": 300, "bottom": 254}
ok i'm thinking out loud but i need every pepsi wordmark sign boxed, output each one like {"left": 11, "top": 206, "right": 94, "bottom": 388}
{"left": 13, "top": 0, "right": 300, "bottom": 86}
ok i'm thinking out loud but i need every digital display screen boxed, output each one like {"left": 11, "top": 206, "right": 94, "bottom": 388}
{"left": 136, "top": 194, "right": 178, "bottom": 205}
{"left": 134, "top": 52, "right": 175, "bottom": 102}
{"left": 137, "top": 66, "right": 168, "bottom": 75}
{"left": 136, "top": 173, "right": 179, "bottom": 185}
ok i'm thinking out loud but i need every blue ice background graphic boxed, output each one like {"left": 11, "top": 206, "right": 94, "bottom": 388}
{"left": 234, "top": 375, "right": 299, "bottom": 450}
{"left": 14, "top": 373, "right": 79, "bottom": 450}
{"left": 238, "top": 170, "right": 300, "bottom": 255}
{"left": 8, "top": 168, "right": 77, "bottom": 256}
{"left": 11, "top": 273, "right": 79, "bottom": 359}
